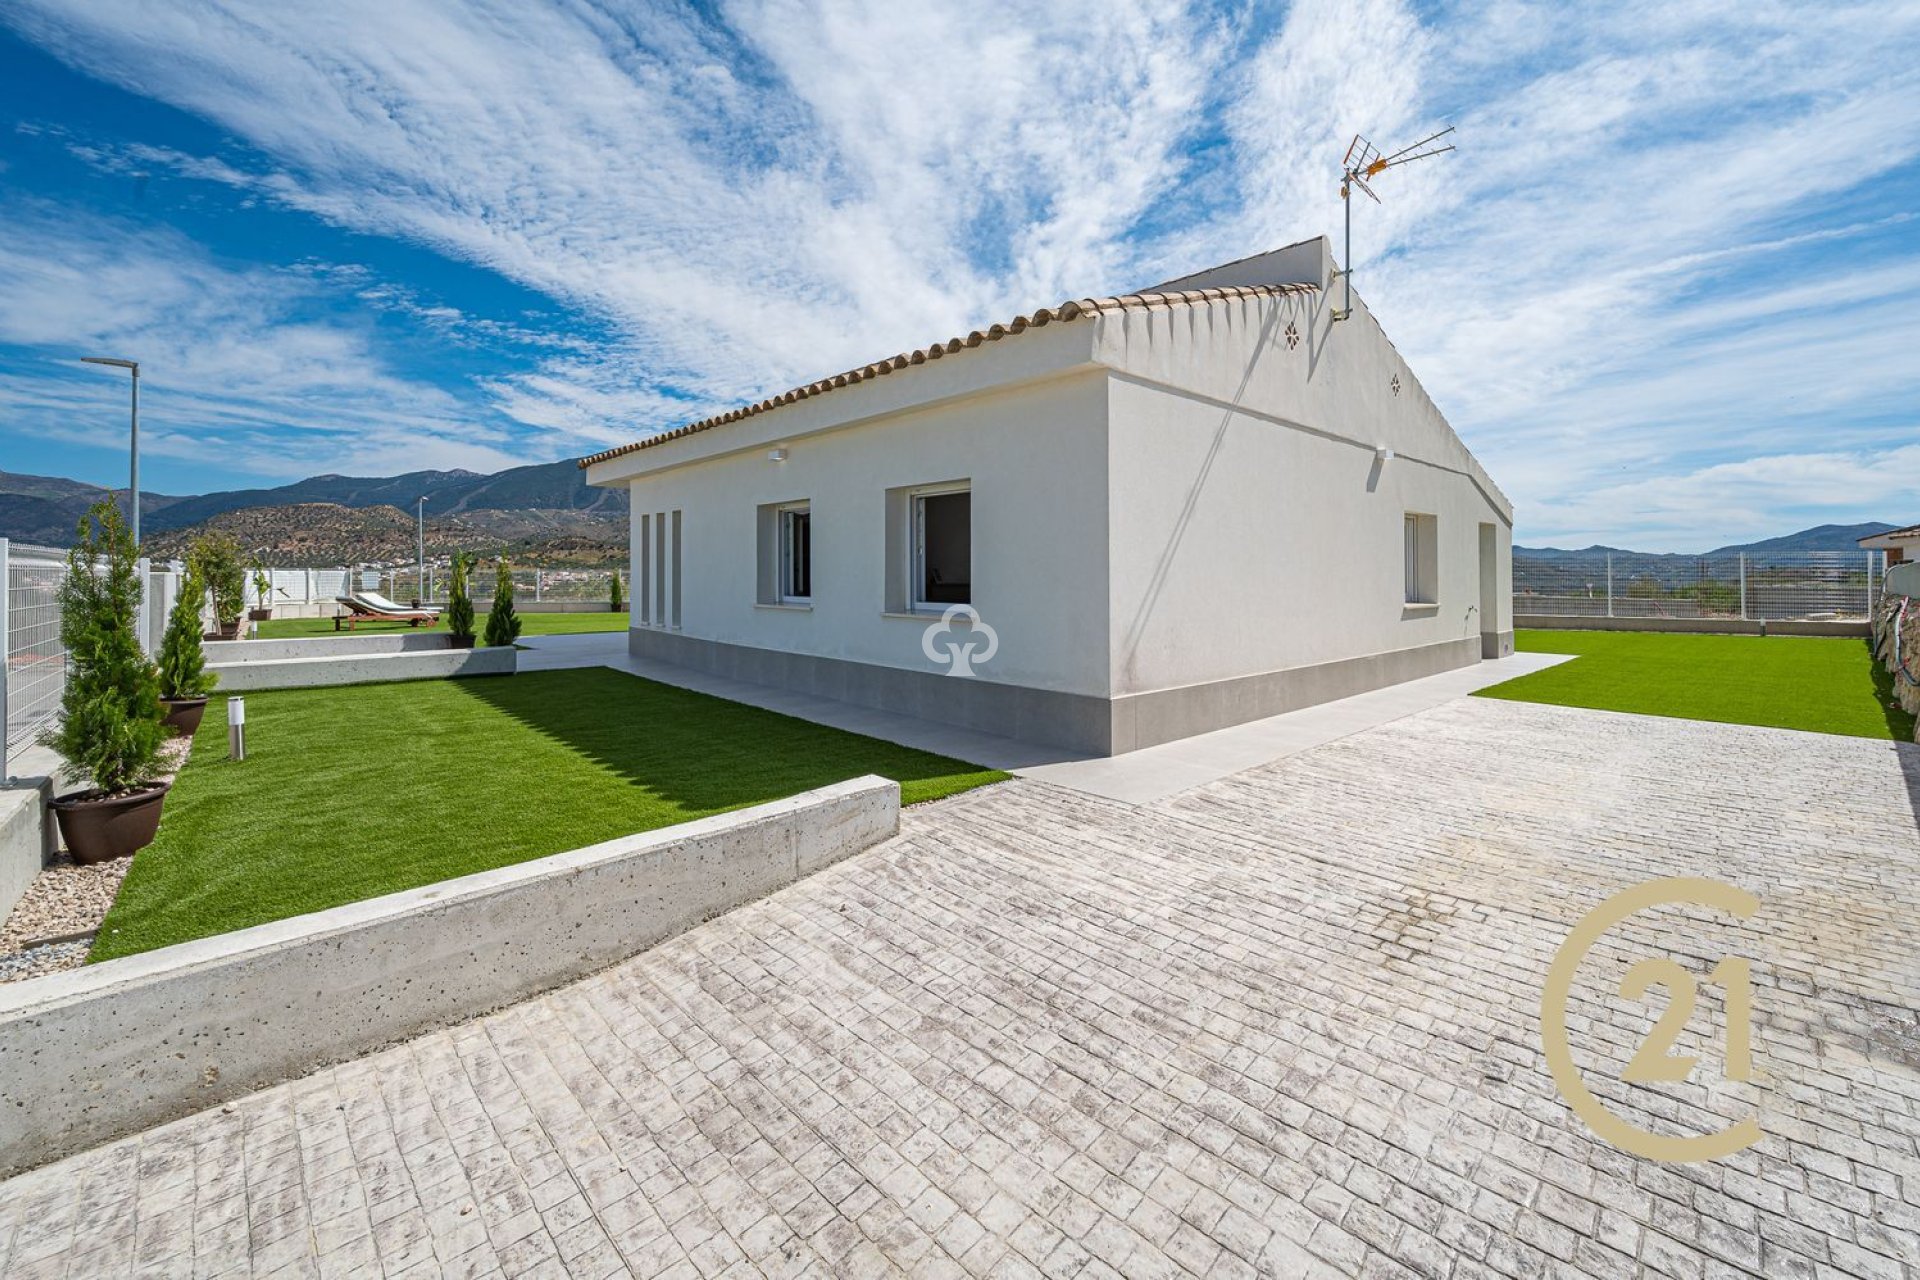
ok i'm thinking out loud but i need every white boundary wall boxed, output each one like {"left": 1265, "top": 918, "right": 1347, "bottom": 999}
{"left": 0, "top": 775, "right": 899, "bottom": 1175}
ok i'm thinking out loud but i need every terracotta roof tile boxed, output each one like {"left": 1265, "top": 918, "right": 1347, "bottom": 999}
{"left": 578, "top": 281, "right": 1317, "bottom": 469}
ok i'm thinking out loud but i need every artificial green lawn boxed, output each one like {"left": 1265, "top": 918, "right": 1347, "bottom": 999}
{"left": 1474, "top": 629, "right": 1914, "bottom": 741}
{"left": 253, "top": 611, "right": 630, "bottom": 638}
{"left": 92, "top": 668, "right": 1006, "bottom": 960}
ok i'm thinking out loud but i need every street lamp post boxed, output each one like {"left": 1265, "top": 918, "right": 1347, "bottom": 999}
{"left": 416, "top": 496, "right": 427, "bottom": 606}
{"left": 80, "top": 357, "right": 140, "bottom": 545}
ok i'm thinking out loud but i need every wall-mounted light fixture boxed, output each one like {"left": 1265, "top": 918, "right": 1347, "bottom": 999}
{"left": 1374, "top": 445, "right": 1395, "bottom": 463}
{"left": 768, "top": 447, "right": 789, "bottom": 463}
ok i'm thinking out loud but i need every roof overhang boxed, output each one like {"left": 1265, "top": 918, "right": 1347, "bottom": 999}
{"left": 580, "top": 279, "right": 1319, "bottom": 486}
{"left": 1859, "top": 524, "right": 1920, "bottom": 550}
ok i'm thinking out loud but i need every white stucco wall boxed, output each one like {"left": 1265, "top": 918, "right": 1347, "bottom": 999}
{"left": 587, "top": 239, "right": 1513, "bottom": 725}
{"left": 622, "top": 364, "right": 1114, "bottom": 697}
{"left": 1097, "top": 243, "right": 1513, "bottom": 695}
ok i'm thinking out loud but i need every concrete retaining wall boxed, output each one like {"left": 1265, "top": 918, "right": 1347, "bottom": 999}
{"left": 1517, "top": 615, "right": 1868, "bottom": 638}
{"left": 208, "top": 645, "right": 515, "bottom": 691}
{"left": 0, "top": 775, "right": 900, "bottom": 1175}
{"left": 1765, "top": 620, "right": 1873, "bottom": 638}
{"left": 0, "top": 746, "right": 69, "bottom": 921}
{"left": 0, "top": 780, "right": 52, "bottom": 923}
{"left": 211, "top": 632, "right": 452, "bottom": 663}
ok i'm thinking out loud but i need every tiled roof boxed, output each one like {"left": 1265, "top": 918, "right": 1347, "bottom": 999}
{"left": 578, "top": 281, "right": 1318, "bottom": 468}
{"left": 1861, "top": 523, "right": 1920, "bottom": 543}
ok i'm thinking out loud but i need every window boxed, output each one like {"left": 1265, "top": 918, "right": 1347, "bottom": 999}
{"left": 778, "top": 503, "right": 811, "bottom": 602}
{"left": 1404, "top": 512, "right": 1438, "bottom": 606}
{"left": 913, "top": 487, "right": 971, "bottom": 608}
{"left": 756, "top": 499, "right": 812, "bottom": 607}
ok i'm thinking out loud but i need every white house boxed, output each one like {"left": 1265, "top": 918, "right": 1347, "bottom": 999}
{"left": 582, "top": 237, "right": 1513, "bottom": 755}
{"left": 1860, "top": 523, "right": 1918, "bottom": 567}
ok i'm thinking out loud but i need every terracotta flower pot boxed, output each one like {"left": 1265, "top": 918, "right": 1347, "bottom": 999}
{"left": 160, "top": 696, "right": 209, "bottom": 737}
{"left": 50, "top": 780, "right": 172, "bottom": 865}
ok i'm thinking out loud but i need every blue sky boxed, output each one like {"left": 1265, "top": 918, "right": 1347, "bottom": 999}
{"left": 1, "top": 1, "right": 1916, "bottom": 550}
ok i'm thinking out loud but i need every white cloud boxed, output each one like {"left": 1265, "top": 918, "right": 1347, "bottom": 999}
{"left": 3, "top": 0, "right": 1918, "bottom": 547}
{"left": 0, "top": 211, "right": 529, "bottom": 478}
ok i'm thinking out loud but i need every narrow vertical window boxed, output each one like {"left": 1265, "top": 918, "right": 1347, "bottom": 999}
{"left": 670, "top": 509, "right": 683, "bottom": 628}
{"left": 653, "top": 511, "right": 666, "bottom": 625}
{"left": 778, "top": 503, "right": 811, "bottom": 603}
{"left": 638, "top": 513, "right": 652, "bottom": 625}
{"left": 1404, "top": 512, "right": 1438, "bottom": 605}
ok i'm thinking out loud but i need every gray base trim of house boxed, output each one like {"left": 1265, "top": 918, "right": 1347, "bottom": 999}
{"left": 628, "top": 628, "right": 1486, "bottom": 756}
{"left": 628, "top": 627, "right": 1114, "bottom": 753}
{"left": 1109, "top": 635, "right": 1484, "bottom": 753}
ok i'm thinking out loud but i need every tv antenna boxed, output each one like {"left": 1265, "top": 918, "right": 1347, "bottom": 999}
{"left": 1333, "top": 126, "right": 1454, "bottom": 322}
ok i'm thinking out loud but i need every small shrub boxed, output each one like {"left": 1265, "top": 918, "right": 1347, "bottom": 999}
{"left": 250, "top": 557, "right": 273, "bottom": 611}
{"left": 157, "top": 568, "right": 216, "bottom": 701}
{"left": 446, "top": 553, "right": 477, "bottom": 643}
{"left": 609, "top": 570, "right": 624, "bottom": 612}
{"left": 42, "top": 500, "right": 166, "bottom": 794}
{"left": 190, "top": 532, "right": 246, "bottom": 629}
{"left": 484, "top": 557, "right": 523, "bottom": 647}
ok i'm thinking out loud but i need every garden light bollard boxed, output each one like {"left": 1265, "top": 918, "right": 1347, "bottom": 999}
{"left": 227, "top": 696, "right": 246, "bottom": 761}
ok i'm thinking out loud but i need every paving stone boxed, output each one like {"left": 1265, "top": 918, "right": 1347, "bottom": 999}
{"left": 0, "top": 699, "right": 1914, "bottom": 1278}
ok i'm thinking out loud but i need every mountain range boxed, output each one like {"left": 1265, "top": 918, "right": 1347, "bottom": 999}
{"left": 1, "top": 460, "right": 627, "bottom": 564}
{"left": 2, "top": 462, "right": 1896, "bottom": 567}
{"left": 1515, "top": 522, "right": 1897, "bottom": 561}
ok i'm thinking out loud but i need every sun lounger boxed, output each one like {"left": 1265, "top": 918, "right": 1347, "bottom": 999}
{"left": 332, "top": 594, "right": 440, "bottom": 630}
{"left": 356, "top": 590, "right": 441, "bottom": 617}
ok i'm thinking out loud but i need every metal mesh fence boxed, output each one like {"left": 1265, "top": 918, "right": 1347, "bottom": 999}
{"left": 1514, "top": 551, "right": 1884, "bottom": 621}
{"left": 4, "top": 542, "right": 71, "bottom": 759}
{"left": 378, "top": 564, "right": 623, "bottom": 606}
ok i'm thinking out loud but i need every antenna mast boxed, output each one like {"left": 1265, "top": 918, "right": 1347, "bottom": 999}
{"left": 1334, "top": 126, "right": 1454, "bottom": 322}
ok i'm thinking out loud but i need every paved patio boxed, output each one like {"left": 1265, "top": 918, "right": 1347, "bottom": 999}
{"left": 2, "top": 697, "right": 1917, "bottom": 1278}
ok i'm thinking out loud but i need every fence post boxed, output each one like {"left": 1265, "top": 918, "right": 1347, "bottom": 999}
{"left": 535, "top": 568, "right": 543, "bottom": 602}
{"left": 1739, "top": 553, "right": 1747, "bottom": 621}
{"left": 1868, "top": 551, "right": 1877, "bottom": 617}
{"left": 0, "top": 537, "right": 10, "bottom": 767}
{"left": 1605, "top": 553, "right": 1614, "bottom": 618}
{"left": 136, "top": 555, "right": 152, "bottom": 655}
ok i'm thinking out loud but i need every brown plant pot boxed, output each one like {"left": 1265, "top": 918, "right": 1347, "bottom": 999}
{"left": 248, "top": 608, "right": 273, "bottom": 622}
{"left": 204, "top": 621, "right": 242, "bottom": 641}
{"left": 449, "top": 634, "right": 476, "bottom": 649}
{"left": 50, "top": 780, "right": 172, "bottom": 865}
{"left": 160, "top": 696, "right": 209, "bottom": 737}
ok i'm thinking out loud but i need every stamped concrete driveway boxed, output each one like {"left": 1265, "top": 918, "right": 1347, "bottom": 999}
{"left": 2, "top": 698, "right": 1918, "bottom": 1279}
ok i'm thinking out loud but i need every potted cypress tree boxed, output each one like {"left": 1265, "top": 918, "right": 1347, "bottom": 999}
{"left": 483, "top": 557, "right": 523, "bottom": 646}
{"left": 157, "top": 567, "right": 218, "bottom": 735}
{"left": 609, "top": 570, "right": 623, "bottom": 613}
{"left": 445, "top": 552, "right": 477, "bottom": 649}
{"left": 43, "top": 500, "right": 172, "bottom": 863}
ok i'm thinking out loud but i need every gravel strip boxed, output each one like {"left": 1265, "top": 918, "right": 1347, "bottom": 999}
{"left": 0, "top": 735, "right": 194, "bottom": 983}
{"left": 0, "top": 940, "right": 92, "bottom": 983}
